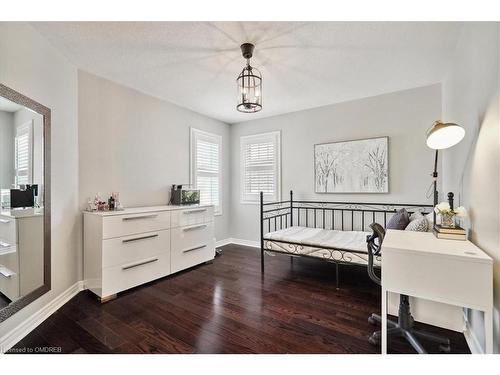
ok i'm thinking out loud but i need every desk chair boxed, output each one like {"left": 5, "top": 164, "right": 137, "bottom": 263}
{"left": 366, "top": 223, "right": 451, "bottom": 354}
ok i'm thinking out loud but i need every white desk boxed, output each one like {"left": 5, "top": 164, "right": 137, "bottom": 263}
{"left": 381, "top": 230, "right": 493, "bottom": 354}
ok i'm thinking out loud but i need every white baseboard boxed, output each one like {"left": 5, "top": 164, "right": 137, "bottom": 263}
{"left": 463, "top": 319, "right": 484, "bottom": 354}
{"left": 215, "top": 238, "right": 259, "bottom": 249}
{"left": 0, "top": 280, "right": 84, "bottom": 353}
{"left": 215, "top": 238, "right": 233, "bottom": 248}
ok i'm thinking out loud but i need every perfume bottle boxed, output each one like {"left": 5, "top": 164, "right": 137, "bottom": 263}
{"left": 108, "top": 195, "right": 115, "bottom": 210}
{"left": 112, "top": 192, "right": 121, "bottom": 210}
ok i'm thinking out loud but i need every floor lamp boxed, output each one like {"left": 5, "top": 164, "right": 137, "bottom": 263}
{"left": 426, "top": 120, "right": 465, "bottom": 226}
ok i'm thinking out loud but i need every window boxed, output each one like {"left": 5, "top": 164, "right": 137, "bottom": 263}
{"left": 190, "top": 128, "right": 222, "bottom": 214}
{"left": 240, "top": 131, "right": 281, "bottom": 203}
{"left": 14, "top": 122, "right": 33, "bottom": 187}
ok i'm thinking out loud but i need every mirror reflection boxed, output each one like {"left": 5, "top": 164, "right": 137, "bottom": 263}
{"left": 0, "top": 95, "right": 44, "bottom": 310}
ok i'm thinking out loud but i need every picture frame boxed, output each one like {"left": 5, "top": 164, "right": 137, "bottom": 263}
{"left": 314, "top": 136, "right": 389, "bottom": 193}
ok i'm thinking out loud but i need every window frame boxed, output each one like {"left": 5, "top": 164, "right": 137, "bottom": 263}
{"left": 240, "top": 130, "right": 281, "bottom": 204}
{"left": 14, "top": 120, "right": 33, "bottom": 187}
{"left": 190, "top": 127, "right": 223, "bottom": 216}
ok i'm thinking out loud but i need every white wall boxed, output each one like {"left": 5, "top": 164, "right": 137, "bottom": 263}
{"left": 442, "top": 22, "right": 500, "bottom": 353}
{"left": 0, "top": 111, "right": 14, "bottom": 189}
{"left": 0, "top": 22, "right": 79, "bottom": 337}
{"left": 78, "top": 71, "right": 231, "bottom": 242}
{"left": 230, "top": 84, "right": 442, "bottom": 242}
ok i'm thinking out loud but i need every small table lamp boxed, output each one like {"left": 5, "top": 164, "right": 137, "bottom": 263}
{"left": 426, "top": 120, "right": 465, "bottom": 226}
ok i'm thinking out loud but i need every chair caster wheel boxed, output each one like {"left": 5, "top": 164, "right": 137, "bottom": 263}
{"left": 439, "top": 344, "right": 451, "bottom": 353}
{"left": 368, "top": 316, "right": 377, "bottom": 325}
{"left": 368, "top": 334, "right": 380, "bottom": 346}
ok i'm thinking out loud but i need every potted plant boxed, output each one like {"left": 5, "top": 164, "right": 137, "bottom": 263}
{"left": 434, "top": 202, "right": 468, "bottom": 228}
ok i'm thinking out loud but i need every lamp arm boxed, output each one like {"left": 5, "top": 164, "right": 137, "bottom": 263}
{"left": 433, "top": 149, "right": 439, "bottom": 228}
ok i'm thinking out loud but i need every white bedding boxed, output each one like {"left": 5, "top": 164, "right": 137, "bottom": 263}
{"left": 263, "top": 226, "right": 380, "bottom": 266}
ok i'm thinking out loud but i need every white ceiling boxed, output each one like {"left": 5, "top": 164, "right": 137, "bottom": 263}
{"left": 32, "top": 22, "right": 462, "bottom": 124}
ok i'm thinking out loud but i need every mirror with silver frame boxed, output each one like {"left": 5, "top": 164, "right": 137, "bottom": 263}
{"left": 0, "top": 84, "right": 50, "bottom": 322}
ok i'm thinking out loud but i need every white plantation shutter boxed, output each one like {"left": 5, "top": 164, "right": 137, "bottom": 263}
{"left": 240, "top": 131, "right": 281, "bottom": 203}
{"left": 190, "top": 129, "right": 222, "bottom": 214}
{"left": 15, "top": 122, "right": 33, "bottom": 187}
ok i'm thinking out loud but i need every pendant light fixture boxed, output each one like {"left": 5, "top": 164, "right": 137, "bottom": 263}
{"left": 237, "top": 43, "right": 262, "bottom": 113}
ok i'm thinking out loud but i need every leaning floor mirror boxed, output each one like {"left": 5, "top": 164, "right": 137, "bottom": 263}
{"left": 0, "top": 83, "right": 50, "bottom": 322}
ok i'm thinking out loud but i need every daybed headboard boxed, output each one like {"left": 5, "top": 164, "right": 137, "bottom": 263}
{"left": 260, "top": 191, "right": 433, "bottom": 235}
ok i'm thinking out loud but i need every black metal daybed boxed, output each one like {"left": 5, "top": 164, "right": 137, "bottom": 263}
{"left": 260, "top": 191, "right": 432, "bottom": 288}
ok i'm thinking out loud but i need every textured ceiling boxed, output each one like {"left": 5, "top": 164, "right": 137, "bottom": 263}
{"left": 32, "top": 22, "right": 462, "bottom": 123}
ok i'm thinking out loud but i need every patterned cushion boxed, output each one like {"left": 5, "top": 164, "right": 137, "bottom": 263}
{"left": 409, "top": 211, "right": 423, "bottom": 221}
{"left": 386, "top": 208, "right": 410, "bottom": 230}
{"left": 405, "top": 216, "right": 428, "bottom": 232}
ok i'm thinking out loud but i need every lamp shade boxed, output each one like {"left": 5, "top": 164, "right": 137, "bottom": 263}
{"left": 426, "top": 120, "right": 465, "bottom": 150}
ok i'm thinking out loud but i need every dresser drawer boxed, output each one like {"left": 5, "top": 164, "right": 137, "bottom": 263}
{"left": 171, "top": 222, "right": 215, "bottom": 273}
{"left": 0, "top": 245, "right": 19, "bottom": 273}
{"left": 102, "top": 211, "right": 170, "bottom": 239}
{"left": 0, "top": 217, "right": 17, "bottom": 244}
{"left": 0, "top": 265, "right": 19, "bottom": 301}
{"left": 101, "top": 252, "right": 170, "bottom": 297}
{"left": 102, "top": 229, "right": 170, "bottom": 268}
{"left": 171, "top": 206, "right": 213, "bottom": 228}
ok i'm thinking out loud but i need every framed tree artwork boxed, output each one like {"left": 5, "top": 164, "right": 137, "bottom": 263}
{"left": 314, "top": 136, "right": 389, "bottom": 193}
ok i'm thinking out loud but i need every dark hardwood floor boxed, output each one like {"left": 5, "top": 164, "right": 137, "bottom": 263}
{"left": 8, "top": 244, "right": 469, "bottom": 354}
{"left": 0, "top": 293, "right": 10, "bottom": 309}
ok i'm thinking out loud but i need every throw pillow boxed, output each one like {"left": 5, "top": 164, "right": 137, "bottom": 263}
{"left": 409, "top": 211, "right": 424, "bottom": 222}
{"left": 386, "top": 208, "right": 410, "bottom": 230}
{"left": 405, "top": 216, "right": 428, "bottom": 232}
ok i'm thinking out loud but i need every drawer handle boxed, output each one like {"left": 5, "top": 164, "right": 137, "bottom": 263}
{"left": 122, "top": 234, "right": 159, "bottom": 243}
{"left": 183, "top": 209, "right": 207, "bottom": 214}
{"left": 0, "top": 219, "right": 11, "bottom": 224}
{"left": 122, "top": 214, "right": 158, "bottom": 221}
{"left": 183, "top": 244, "right": 207, "bottom": 253}
{"left": 182, "top": 224, "right": 207, "bottom": 232}
{"left": 122, "top": 258, "right": 158, "bottom": 270}
{"left": 0, "top": 242, "right": 11, "bottom": 248}
{"left": 0, "top": 268, "right": 14, "bottom": 278}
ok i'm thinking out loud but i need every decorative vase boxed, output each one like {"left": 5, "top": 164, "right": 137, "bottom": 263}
{"left": 441, "top": 214, "right": 455, "bottom": 228}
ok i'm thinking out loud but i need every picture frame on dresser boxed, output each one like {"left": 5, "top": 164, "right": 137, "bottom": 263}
{"left": 0, "top": 83, "right": 51, "bottom": 323}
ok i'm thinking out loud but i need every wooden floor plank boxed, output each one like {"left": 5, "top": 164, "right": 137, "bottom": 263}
{"left": 7, "top": 244, "right": 470, "bottom": 354}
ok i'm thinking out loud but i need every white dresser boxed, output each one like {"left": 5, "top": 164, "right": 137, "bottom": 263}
{"left": 0, "top": 209, "right": 44, "bottom": 302}
{"left": 83, "top": 205, "right": 215, "bottom": 301}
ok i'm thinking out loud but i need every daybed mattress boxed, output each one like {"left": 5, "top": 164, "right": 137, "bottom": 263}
{"left": 263, "top": 226, "right": 380, "bottom": 266}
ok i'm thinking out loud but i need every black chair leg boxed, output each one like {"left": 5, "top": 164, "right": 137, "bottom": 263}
{"left": 368, "top": 295, "right": 451, "bottom": 354}
{"left": 369, "top": 314, "right": 397, "bottom": 328}
{"left": 403, "top": 330, "right": 427, "bottom": 354}
{"left": 413, "top": 330, "right": 451, "bottom": 353}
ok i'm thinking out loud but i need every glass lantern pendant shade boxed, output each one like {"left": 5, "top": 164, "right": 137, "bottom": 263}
{"left": 237, "top": 43, "right": 262, "bottom": 113}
